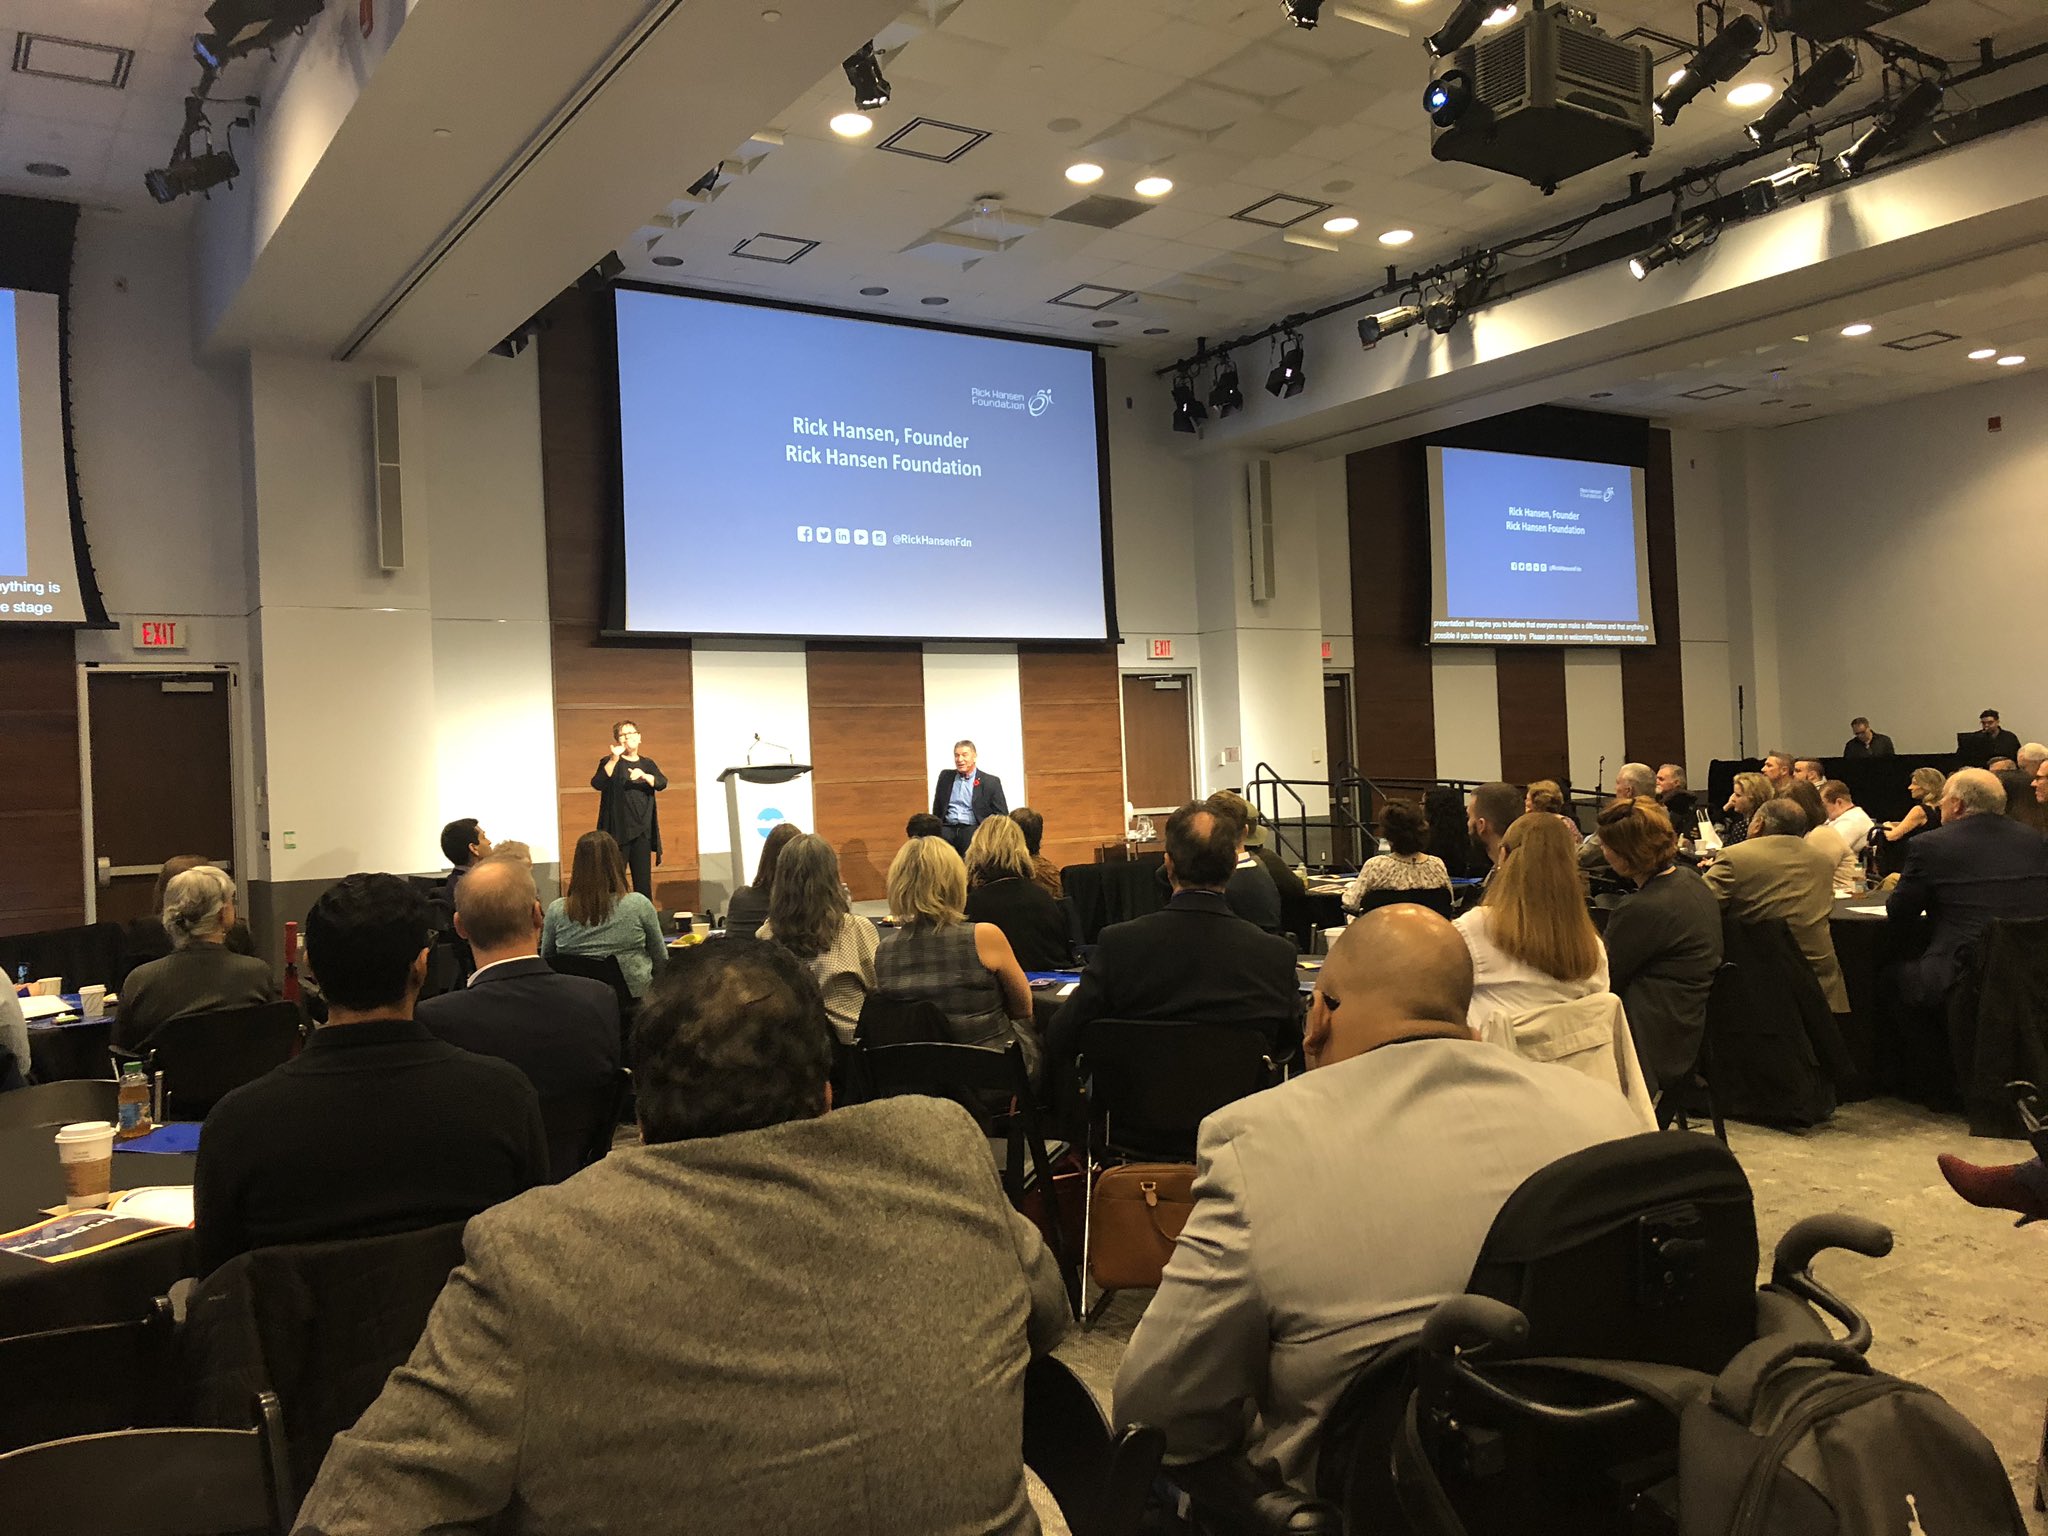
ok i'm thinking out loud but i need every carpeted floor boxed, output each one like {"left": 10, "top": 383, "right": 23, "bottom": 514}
{"left": 1034, "top": 1098, "right": 2048, "bottom": 1532}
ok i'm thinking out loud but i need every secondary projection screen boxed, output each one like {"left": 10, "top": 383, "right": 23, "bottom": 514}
{"left": 1427, "top": 445, "right": 1653, "bottom": 646}
{"left": 609, "top": 287, "right": 1114, "bottom": 641}
{"left": 0, "top": 287, "right": 90, "bottom": 625}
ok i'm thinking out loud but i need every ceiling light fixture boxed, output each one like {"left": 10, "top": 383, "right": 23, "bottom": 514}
{"left": 1134, "top": 175, "right": 1173, "bottom": 197}
{"left": 1628, "top": 213, "right": 1717, "bottom": 279}
{"left": 145, "top": 146, "right": 239, "bottom": 203}
{"left": 1322, "top": 215, "right": 1360, "bottom": 234}
{"left": 1746, "top": 43, "right": 1857, "bottom": 145}
{"left": 1172, "top": 371, "right": 1209, "bottom": 434}
{"left": 1379, "top": 228, "right": 1415, "bottom": 246}
{"left": 193, "top": 0, "right": 323, "bottom": 70}
{"left": 1840, "top": 322, "right": 1873, "bottom": 336}
{"left": 1425, "top": 0, "right": 1495, "bottom": 59}
{"left": 1726, "top": 81, "right": 1775, "bottom": 108}
{"left": 24, "top": 163, "right": 69, "bottom": 178}
{"left": 1739, "top": 160, "right": 1821, "bottom": 216}
{"left": 843, "top": 41, "right": 891, "bottom": 112}
{"left": 1835, "top": 75, "right": 1942, "bottom": 177}
{"left": 1484, "top": 4, "right": 1518, "bottom": 24}
{"left": 830, "top": 112, "right": 872, "bottom": 138}
{"left": 1281, "top": 0, "right": 1325, "bottom": 27}
{"left": 1357, "top": 304, "right": 1425, "bottom": 346}
{"left": 1655, "top": 14, "right": 1765, "bottom": 127}
{"left": 1208, "top": 355, "right": 1244, "bottom": 416}
{"left": 1968, "top": 347, "right": 1998, "bottom": 360}
{"left": 1266, "top": 330, "right": 1307, "bottom": 398}
{"left": 1997, "top": 354, "right": 2026, "bottom": 366}
{"left": 1065, "top": 162, "right": 1104, "bottom": 185}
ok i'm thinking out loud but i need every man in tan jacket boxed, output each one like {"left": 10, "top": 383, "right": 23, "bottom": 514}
{"left": 1702, "top": 796, "right": 1849, "bottom": 1011}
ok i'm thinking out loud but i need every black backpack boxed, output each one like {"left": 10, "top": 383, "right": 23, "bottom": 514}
{"left": 1677, "top": 1338, "right": 2026, "bottom": 1535}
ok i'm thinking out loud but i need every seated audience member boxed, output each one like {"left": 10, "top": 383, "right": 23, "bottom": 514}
{"left": 1997, "top": 767, "right": 2048, "bottom": 833}
{"left": 1231, "top": 795, "right": 1308, "bottom": 906}
{"left": 1793, "top": 758, "right": 1826, "bottom": 786}
{"left": 1761, "top": 751, "right": 1794, "bottom": 793}
{"left": 760, "top": 834, "right": 878, "bottom": 1044}
{"left": 1008, "top": 806, "right": 1064, "bottom": 898}
{"left": 2022, "top": 743, "right": 2048, "bottom": 776}
{"left": 1597, "top": 802, "right": 1722, "bottom": 1096}
{"left": 1612, "top": 762, "right": 1657, "bottom": 803}
{"left": 1524, "top": 779, "right": 1569, "bottom": 819}
{"left": 541, "top": 831, "right": 669, "bottom": 997}
{"left": 1113, "top": 905, "right": 1642, "bottom": 1492}
{"left": 964, "top": 815, "right": 1071, "bottom": 971}
{"left": 1457, "top": 813, "right": 1609, "bottom": 1042}
{"left": 1843, "top": 717, "right": 1893, "bottom": 758}
{"left": 1887, "top": 768, "right": 2048, "bottom": 1014}
{"left": 294, "top": 942, "right": 1069, "bottom": 1536}
{"left": 1655, "top": 762, "right": 1698, "bottom": 826}
{"left": 1937, "top": 1149, "right": 2048, "bottom": 1224}
{"left": 1782, "top": 781, "right": 1859, "bottom": 895}
{"left": 440, "top": 818, "right": 492, "bottom": 909}
{"left": 1881, "top": 766, "right": 1949, "bottom": 848}
{"left": 1820, "top": 780, "right": 1874, "bottom": 856}
{"left": 874, "top": 837, "right": 1039, "bottom": 1076}
{"left": 1703, "top": 798, "right": 1849, "bottom": 1014}
{"left": 1047, "top": 803, "right": 1302, "bottom": 1075}
{"left": 122, "top": 854, "right": 258, "bottom": 967}
{"left": 116, "top": 866, "right": 278, "bottom": 1050}
{"left": 491, "top": 840, "right": 533, "bottom": 865}
{"left": 193, "top": 874, "right": 546, "bottom": 1274}
{"left": 1972, "top": 709, "right": 2022, "bottom": 767}
{"left": 416, "top": 856, "right": 620, "bottom": 1106}
{"left": 1426, "top": 785, "right": 1488, "bottom": 879}
{"left": 1990, "top": 757, "right": 2019, "bottom": 774}
{"left": 723, "top": 821, "right": 800, "bottom": 939}
{"left": 1343, "top": 799, "right": 1451, "bottom": 915}
{"left": 1204, "top": 790, "right": 1286, "bottom": 933}
{"left": 0, "top": 989, "right": 28, "bottom": 1090}
{"left": 1466, "top": 781, "right": 1523, "bottom": 884}
{"left": 1719, "top": 771, "right": 1772, "bottom": 847}
{"left": 905, "top": 812, "right": 945, "bottom": 841}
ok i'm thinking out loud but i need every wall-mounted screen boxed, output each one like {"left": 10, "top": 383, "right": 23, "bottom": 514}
{"left": 0, "top": 287, "right": 91, "bottom": 625}
{"left": 1427, "top": 444, "right": 1653, "bottom": 646}
{"left": 608, "top": 287, "right": 1114, "bottom": 642}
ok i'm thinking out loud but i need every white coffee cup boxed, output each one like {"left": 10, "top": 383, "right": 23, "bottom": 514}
{"left": 54, "top": 1120, "right": 117, "bottom": 1209}
{"left": 78, "top": 984, "right": 107, "bottom": 1018}
{"left": 691, "top": 917, "right": 711, "bottom": 938}
{"left": 30, "top": 976, "right": 61, "bottom": 997}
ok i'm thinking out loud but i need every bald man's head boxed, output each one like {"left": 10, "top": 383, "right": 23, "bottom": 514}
{"left": 1305, "top": 905, "right": 1475, "bottom": 1068}
{"left": 454, "top": 854, "right": 545, "bottom": 954}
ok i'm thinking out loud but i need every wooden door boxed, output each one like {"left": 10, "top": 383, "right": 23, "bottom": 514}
{"left": 1324, "top": 672, "right": 1357, "bottom": 867}
{"left": 86, "top": 670, "right": 235, "bottom": 925}
{"left": 1120, "top": 673, "right": 1194, "bottom": 813}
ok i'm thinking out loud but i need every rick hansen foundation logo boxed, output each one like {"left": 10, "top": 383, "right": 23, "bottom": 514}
{"left": 1579, "top": 485, "right": 1616, "bottom": 502}
{"left": 970, "top": 386, "right": 1055, "bottom": 415}
{"left": 1029, "top": 388, "right": 1053, "bottom": 416}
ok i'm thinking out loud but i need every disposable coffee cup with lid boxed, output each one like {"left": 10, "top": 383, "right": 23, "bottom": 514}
{"left": 54, "top": 1120, "right": 117, "bottom": 1209}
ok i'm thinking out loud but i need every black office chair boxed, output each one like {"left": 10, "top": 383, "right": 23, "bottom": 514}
{"left": 1023, "top": 1354, "right": 1164, "bottom": 1536}
{"left": 0, "top": 1391, "right": 293, "bottom": 1536}
{"left": 1655, "top": 962, "right": 1732, "bottom": 1142}
{"left": 124, "top": 1001, "right": 303, "bottom": 1121}
{"left": 545, "top": 952, "right": 637, "bottom": 1017}
{"left": 417, "top": 936, "right": 470, "bottom": 1001}
{"left": 0, "top": 1077, "right": 117, "bottom": 1134}
{"left": 0, "top": 1299, "right": 181, "bottom": 1454}
{"left": 853, "top": 991, "right": 952, "bottom": 1047}
{"left": 539, "top": 1067, "right": 631, "bottom": 1183}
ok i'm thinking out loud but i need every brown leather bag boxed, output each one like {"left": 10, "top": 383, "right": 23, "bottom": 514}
{"left": 1088, "top": 1162, "right": 1197, "bottom": 1290}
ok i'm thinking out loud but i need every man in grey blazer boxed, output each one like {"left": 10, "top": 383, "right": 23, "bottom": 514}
{"left": 1113, "top": 905, "right": 1644, "bottom": 1493}
{"left": 1702, "top": 796, "right": 1849, "bottom": 1011}
{"left": 295, "top": 942, "right": 1071, "bottom": 1536}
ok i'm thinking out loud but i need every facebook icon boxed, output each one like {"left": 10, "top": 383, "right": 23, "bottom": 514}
{"left": 796, "top": 526, "right": 812, "bottom": 543}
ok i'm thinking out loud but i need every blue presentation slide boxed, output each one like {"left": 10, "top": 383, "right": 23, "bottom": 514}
{"left": 613, "top": 289, "right": 1109, "bottom": 640}
{"left": 0, "top": 296, "right": 27, "bottom": 577}
{"left": 1432, "top": 446, "right": 1650, "bottom": 645}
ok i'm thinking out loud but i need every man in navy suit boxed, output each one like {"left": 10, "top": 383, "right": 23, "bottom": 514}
{"left": 1887, "top": 768, "right": 2048, "bottom": 1011}
{"left": 930, "top": 740, "right": 1007, "bottom": 856}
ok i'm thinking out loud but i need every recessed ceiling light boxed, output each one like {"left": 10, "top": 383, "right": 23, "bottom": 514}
{"left": 920, "top": 296, "right": 949, "bottom": 306}
{"left": 1322, "top": 215, "right": 1360, "bottom": 234}
{"left": 1092, "top": 319, "right": 1119, "bottom": 328}
{"left": 859, "top": 285, "right": 889, "bottom": 296}
{"left": 432, "top": 127, "right": 453, "bottom": 140}
{"left": 830, "top": 112, "right": 873, "bottom": 138}
{"left": 760, "top": 8, "right": 781, "bottom": 19}
{"left": 1589, "top": 391, "right": 1613, "bottom": 399}
{"left": 1143, "top": 327, "right": 1169, "bottom": 335}
{"left": 1065, "top": 161, "right": 1104, "bottom": 185}
{"left": 1726, "top": 82, "right": 1775, "bottom": 108}
{"left": 1840, "top": 322, "right": 1873, "bottom": 337}
{"left": 1378, "top": 227, "right": 1415, "bottom": 246}
{"left": 1969, "top": 347, "right": 1998, "bottom": 360}
{"left": 1134, "top": 175, "right": 1173, "bottom": 198}
{"left": 651, "top": 255, "right": 684, "bottom": 267}
{"left": 1484, "top": 5, "right": 1518, "bottom": 24}
{"left": 1997, "top": 354, "right": 2026, "bottom": 366}
{"left": 24, "top": 162, "right": 69, "bottom": 178}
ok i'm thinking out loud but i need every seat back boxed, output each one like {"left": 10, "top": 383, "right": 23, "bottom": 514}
{"left": 1709, "top": 919, "right": 1840, "bottom": 1127}
{"left": 1949, "top": 916, "right": 2048, "bottom": 1137}
{"left": 1022, "top": 1354, "right": 1162, "bottom": 1536}
{"left": 1316, "top": 1337, "right": 1423, "bottom": 1531}
{"left": 538, "top": 1068, "right": 629, "bottom": 1183}
{"left": 146, "top": 1002, "right": 303, "bottom": 1119}
{"left": 545, "top": 951, "right": 634, "bottom": 1014}
{"left": 0, "top": 1301, "right": 180, "bottom": 1453}
{"left": 1465, "top": 1131, "right": 1759, "bottom": 1374}
{"left": 0, "top": 1077, "right": 117, "bottom": 1134}
{"left": 1351, "top": 885, "right": 1456, "bottom": 920}
{"left": 0, "top": 1392, "right": 291, "bottom": 1536}
{"left": 1078, "top": 1019, "right": 1281, "bottom": 1160}
{"left": 853, "top": 991, "right": 952, "bottom": 1049}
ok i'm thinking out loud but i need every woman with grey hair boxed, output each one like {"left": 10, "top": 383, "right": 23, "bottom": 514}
{"left": 115, "top": 864, "right": 278, "bottom": 1049}
{"left": 758, "top": 834, "right": 879, "bottom": 1045}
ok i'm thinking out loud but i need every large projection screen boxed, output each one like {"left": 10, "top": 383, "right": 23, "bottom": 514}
{"left": 0, "top": 286, "right": 91, "bottom": 625}
{"left": 608, "top": 287, "right": 1115, "bottom": 642}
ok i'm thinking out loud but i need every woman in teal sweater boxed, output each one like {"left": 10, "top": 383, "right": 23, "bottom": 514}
{"left": 542, "top": 831, "right": 669, "bottom": 996}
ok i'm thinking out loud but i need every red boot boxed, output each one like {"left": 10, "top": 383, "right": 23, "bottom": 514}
{"left": 1937, "top": 1154, "right": 2048, "bottom": 1226}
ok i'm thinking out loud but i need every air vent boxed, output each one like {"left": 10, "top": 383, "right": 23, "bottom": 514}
{"left": 1474, "top": 27, "right": 1530, "bottom": 109}
{"left": 12, "top": 32, "right": 133, "bottom": 88}
{"left": 1048, "top": 284, "right": 1134, "bottom": 311}
{"left": 1881, "top": 330, "right": 1959, "bottom": 352}
{"left": 1678, "top": 383, "right": 1745, "bottom": 400}
{"left": 877, "top": 118, "right": 990, "bottom": 163}
{"left": 1558, "top": 27, "right": 1640, "bottom": 92}
{"left": 732, "top": 233, "right": 818, "bottom": 264}
{"left": 1231, "top": 194, "right": 1332, "bottom": 229}
{"left": 1051, "top": 194, "right": 1151, "bottom": 230}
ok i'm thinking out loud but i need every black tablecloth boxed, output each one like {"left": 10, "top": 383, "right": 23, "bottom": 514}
{"left": 1829, "top": 898, "right": 1930, "bottom": 1099}
{"left": 1059, "top": 857, "right": 1168, "bottom": 945}
{"left": 0, "top": 1130, "right": 198, "bottom": 1336}
{"left": 28, "top": 1017, "right": 114, "bottom": 1082}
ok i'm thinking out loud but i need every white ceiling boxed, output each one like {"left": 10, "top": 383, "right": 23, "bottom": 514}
{"left": 607, "top": 0, "right": 2048, "bottom": 362}
{"left": 0, "top": 1, "right": 273, "bottom": 219}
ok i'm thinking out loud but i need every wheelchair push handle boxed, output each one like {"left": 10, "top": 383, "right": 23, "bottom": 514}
{"left": 1418, "top": 1295, "right": 1530, "bottom": 1360}
{"left": 1771, "top": 1214, "right": 1893, "bottom": 1281}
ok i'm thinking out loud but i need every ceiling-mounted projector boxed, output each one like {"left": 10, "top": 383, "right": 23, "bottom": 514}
{"left": 1427, "top": 5, "right": 1653, "bottom": 192}
{"left": 1766, "top": 0, "right": 1929, "bottom": 43}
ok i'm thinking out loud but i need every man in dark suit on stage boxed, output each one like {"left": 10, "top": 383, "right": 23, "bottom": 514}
{"left": 1046, "top": 802, "right": 1302, "bottom": 1089}
{"left": 1887, "top": 768, "right": 2048, "bottom": 1011}
{"left": 931, "top": 739, "right": 1006, "bottom": 856}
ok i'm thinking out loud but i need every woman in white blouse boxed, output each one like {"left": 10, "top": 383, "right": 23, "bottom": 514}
{"left": 1454, "top": 811, "right": 1609, "bottom": 1040}
{"left": 1343, "top": 799, "right": 1453, "bottom": 917}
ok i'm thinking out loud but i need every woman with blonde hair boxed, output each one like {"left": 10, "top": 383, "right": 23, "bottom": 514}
{"left": 964, "top": 815, "right": 1070, "bottom": 970}
{"left": 1883, "top": 765, "right": 1949, "bottom": 844}
{"left": 542, "top": 830, "right": 668, "bottom": 996}
{"left": 874, "top": 836, "right": 1038, "bottom": 1076}
{"left": 1455, "top": 812, "right": 1609, "bottom": 1038}
{"left": 1719, "top": 771, "right": 1772, "bottom": 847}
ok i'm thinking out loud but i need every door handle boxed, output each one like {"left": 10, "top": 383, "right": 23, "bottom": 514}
{"left": 95, "top": 856, "right": 111, "bottom": 889}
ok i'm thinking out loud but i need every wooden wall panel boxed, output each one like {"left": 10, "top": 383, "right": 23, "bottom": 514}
{"left": 1496, "top": 649, "right": 1571, "bottom": 786}
{"left": 1347, "top": 443, "right": 1437, "bottom": 782}
{"left": 807, "top": 645, "right": 925, "bottom": 901}
{"left": 0, "top": 630, "right": 84, "bottom": 933}
{"left": 1621, "top": 429, "right": 1687, "bottom": 770}
{"left": 538, "top": 289, "right": 697, "bottom": 909}
{"left": 1019, "top": 646, "right": 1125, "bottom": 874}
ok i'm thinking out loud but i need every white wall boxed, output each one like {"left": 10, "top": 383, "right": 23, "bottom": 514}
{"left": 924, "top": 648, "right": 1026, "bottom": 810}
{"left": 1104, "top": 358, "right": 1197, "bottom": 641}
{"left": 689, "top": 643, "right": 813, "bottom": 892}
{"left": 1430, "top": 650, "right": 1501, "bottom": 782}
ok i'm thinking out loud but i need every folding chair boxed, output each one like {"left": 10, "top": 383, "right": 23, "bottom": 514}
{"left": 539, "top": 1067, "right": 631, "bottom": 1182}
{"left": 124, "top": 1001, "right": 303, "bottom": 1121}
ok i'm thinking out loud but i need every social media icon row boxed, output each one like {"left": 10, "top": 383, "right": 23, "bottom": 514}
{"left": 797, "top": 526, "right": 888, "bottom": 546}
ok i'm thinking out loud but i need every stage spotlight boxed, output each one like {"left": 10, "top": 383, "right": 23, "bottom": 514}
{"left": 1424, "top": 295, "right": 1463, "bottom": 335}
{"left": 144, "top": 146, "right": 240, "bottom": 203}
{"left": 1834, "top": 75, "right": 1942, "bottom": 176}
{"left": 1426, "top": 0, "right": 1494, "bottom": 59}
{"left": 1357, "top": 305, "right": 1425, "bottom": 348}
{"left": 1208, "top": 357, "right": 1244, "bottom": 417}
{"left": 1740, "top": 160, "right": 1822, "bottom": 216}
{"left": 1172, "top": 373, "right": 1209, "bottom": 435}
{"left": 1423, "top": 70, "right": 1474, "bottom": 127}
{"left": 1281, "top": 0, "right": 1325, "bottom": 26}
{"left": 1746, "top": 43, "right": 1856, "bottom": 144}
{"left": 843, "top": 41, "right": 891, "bottom": 112}
{"left": 193, "top": 0, "right": 324, "bottom": 69}
{"left": 1628, "top": 213, "right": 1717, "bottom": 279}
{"left": 1266, "top": 334, "right": 1307, "bottom": 399}
{"left": 1654, "top": 13, "right": 1765, "bottom": 126}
